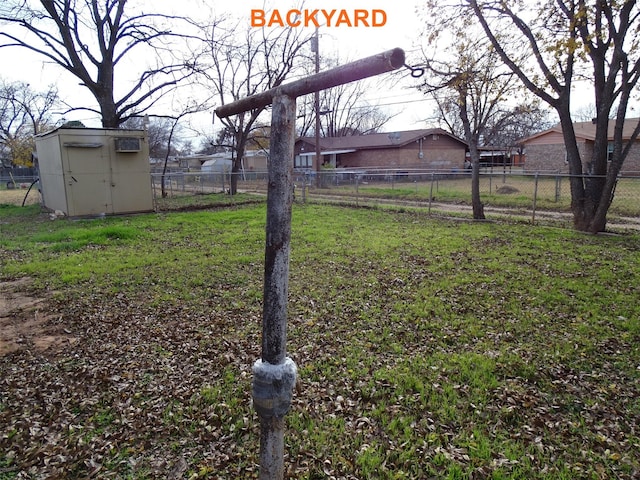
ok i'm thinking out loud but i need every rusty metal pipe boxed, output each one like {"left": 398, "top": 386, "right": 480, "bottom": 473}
{"left": 215, "top": 48, "right": 405, "bottom": 118}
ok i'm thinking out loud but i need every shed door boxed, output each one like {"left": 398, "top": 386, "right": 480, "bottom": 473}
{"left": 64, "top": 145, "right": 113, "bottom": 215}
{"left": 109, "top": 151, "right": 153, "bottom": 213}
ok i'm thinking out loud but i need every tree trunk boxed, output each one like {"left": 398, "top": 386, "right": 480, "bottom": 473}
{"left": 161, "top": 159, "right": 168, "bottom": 198}
{"left": 471, "top": 158, "right": 485, "bottom": 220}
{"left": 98, "top": 93, "right": 120, "bottom": 128}
{"left": 466, "top": 139, "right": 485, "bottom": 220}
{"left": 457, "top": 93, "right": 485, "bottom": 220}
{"left": 230, "top": 160, "right": 240, "bottom": 195}
{"left": 587, "top": 151, "right": 624, "bottom": 233}
{"left": 160, "top": 121, "right": 177, "bottom": 199}
{"left": 555, "top": 112, "right": 605, "bottom": 232}
{"left": 95, "top": 59, "right": 119, "bottom": 127}
{"left": 230, "top": 139, "right": 246, "bottom": 196}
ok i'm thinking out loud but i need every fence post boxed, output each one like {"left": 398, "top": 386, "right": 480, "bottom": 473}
{"left": 429, "top": 172, "right": 435, "bottom": 215}
{"left": 532, "top": 172, "right": 540, "bottom": 224}
{"left": 302, "top": 172, "right": 308, "bottom": 203}
{"left": 555, "top": 171, "right": 561, "bottom": 202}
{"left": 355, "top": 174, "right": 360, "bottom": 207}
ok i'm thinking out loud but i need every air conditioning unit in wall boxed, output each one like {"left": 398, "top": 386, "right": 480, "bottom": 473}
{"left": 114, "top": 137, "right": 141, "bottom": 152}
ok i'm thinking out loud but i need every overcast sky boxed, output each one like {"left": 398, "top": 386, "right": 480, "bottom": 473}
{"left": 219, "top": 0, "right": 430, "bottom": 131}
{"left": 0, "top": 0, "right": 433, "bottom": 139}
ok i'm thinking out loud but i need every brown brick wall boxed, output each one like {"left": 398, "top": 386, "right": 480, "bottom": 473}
{"left": 622, "top": 144, "right": 640, "bottom": 173}
{"left": 341, "top": 143, "right": 465, "bottom": 170}
{"left": 525, "top": 138, "right": 640, "bottom": 174}
{"left": 524, "top": 144, "right": 569, "bottom": 173}
{"left": 295, "top": 136, "right": 467, "bottom": 171}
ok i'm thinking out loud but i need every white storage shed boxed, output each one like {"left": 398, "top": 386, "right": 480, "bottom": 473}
{"left": 35, "top": 127, "right": 153, "bottom": 217}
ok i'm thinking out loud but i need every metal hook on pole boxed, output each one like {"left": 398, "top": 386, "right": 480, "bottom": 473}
{"left": 404, "top": 63, "right": 425, "bottom": 78}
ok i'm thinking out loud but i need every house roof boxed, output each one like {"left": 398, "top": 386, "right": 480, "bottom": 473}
{"left": 297, "top": 128, "right": 467, "bottom": 152}
{"left": 522, "top": 118, "right": 640, "bottom": 143}
{"left": 299, "top": 149, "right": 356, "bottom": 157}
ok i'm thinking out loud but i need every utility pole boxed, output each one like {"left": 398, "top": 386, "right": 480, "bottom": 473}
{"left": 312, "top": 27, "right": 322, "bottom": 183}
{"left": 215, "top": 48, "right": 405, "bottom": 480}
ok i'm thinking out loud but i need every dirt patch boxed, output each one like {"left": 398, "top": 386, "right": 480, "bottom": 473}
{"left": 0, "top": 187, "right": 41, "bottom": 206}
{"left": 0, "top": 278, "right": 77, "bottom": 356}
{"left": 495, "top": 185, "right": 520, "bottom": 194}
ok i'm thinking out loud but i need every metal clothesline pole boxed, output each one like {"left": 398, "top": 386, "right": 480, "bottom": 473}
{"left": 215, "top": 47, "right": 405, "bottom": 480}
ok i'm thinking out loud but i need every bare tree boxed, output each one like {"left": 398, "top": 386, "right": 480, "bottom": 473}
{"left": 122, "top": 116, "right": 182, "bottom": 159}
{"left": 123, "top": 96, "right": 208, "bottom": 197}
{"left": 482, "top": 106, "right": 553, "bottom": 149}
{"left": 296, "top": 52, "right": 396, "bottom": 138}
{"left": 463, "top": 0, "right": 640, "bottom": 232}
{"left": 203, "top": 14, "right": 312, "bottom": 194}
{"left": 0, "top": 0, "right": 203, "bottom": 127}
{"left": 418, "top": 20, "right": 538, "bottom": 219}
{"left": 429, "top": 94, "right": 551, "bottom": 150}
{"left": 0, "top": 79, "right": 58, "bottom": 166}
{"left": 297, "top": 76, "right": 395, "bottom": 137}
{"left": 571, "top": 104, "right": 597, "bottom": 123}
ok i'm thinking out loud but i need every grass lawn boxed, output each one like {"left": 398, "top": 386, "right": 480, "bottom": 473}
{"left": 1, "top": 202, "right": 639, "bottom": 479}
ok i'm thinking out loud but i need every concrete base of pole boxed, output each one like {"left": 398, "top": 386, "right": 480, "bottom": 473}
{"left": 252, "top": 357, "right": 297, "bottom": 418}
{"left": 252, "top": 358, "right": 297, "bottom": 479}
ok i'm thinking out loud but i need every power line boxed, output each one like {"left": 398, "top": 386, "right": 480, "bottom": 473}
{"left": 345, "top": 96, "right": 434, "bottom": 111}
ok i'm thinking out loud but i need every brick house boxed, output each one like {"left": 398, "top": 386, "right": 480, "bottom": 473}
{"left": 522, "top": 118, "right": 640, "bottom": 174}
{"left": 294, "top": 128, "right": 468, "bottom": 171}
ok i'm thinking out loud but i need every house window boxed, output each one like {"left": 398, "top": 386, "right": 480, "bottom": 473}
{"left": 607, "top": 142, "right": 614, "bottom": 162}
{"left": 294, "top": 155, "right": 312, "bottom": 168}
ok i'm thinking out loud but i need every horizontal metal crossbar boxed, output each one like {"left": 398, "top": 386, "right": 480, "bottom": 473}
{"left": 214, "top": 48, "right": 405, "bottom": 118}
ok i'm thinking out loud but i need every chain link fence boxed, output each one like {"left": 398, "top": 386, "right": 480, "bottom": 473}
{"left": 150, "top": 169, "right": 640, "bottom": 230}
{"left": 3, "top": 169, "right": 637, "bottom": 229}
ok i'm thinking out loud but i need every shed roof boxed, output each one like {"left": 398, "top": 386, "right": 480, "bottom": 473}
{"left": 36, "top": 126, "right": 145, "bottom": 138}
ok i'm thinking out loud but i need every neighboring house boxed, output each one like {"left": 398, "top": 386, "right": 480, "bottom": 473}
{"left": 294, "top": 128, "right": 468, "bottom": 171}
{"left": 521, "top": 118, "right": 640, "bottom": 174}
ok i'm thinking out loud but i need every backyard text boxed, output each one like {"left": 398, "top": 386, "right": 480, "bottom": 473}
{"left": 251, "top": 9, "right": 388, "bottom": 27}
